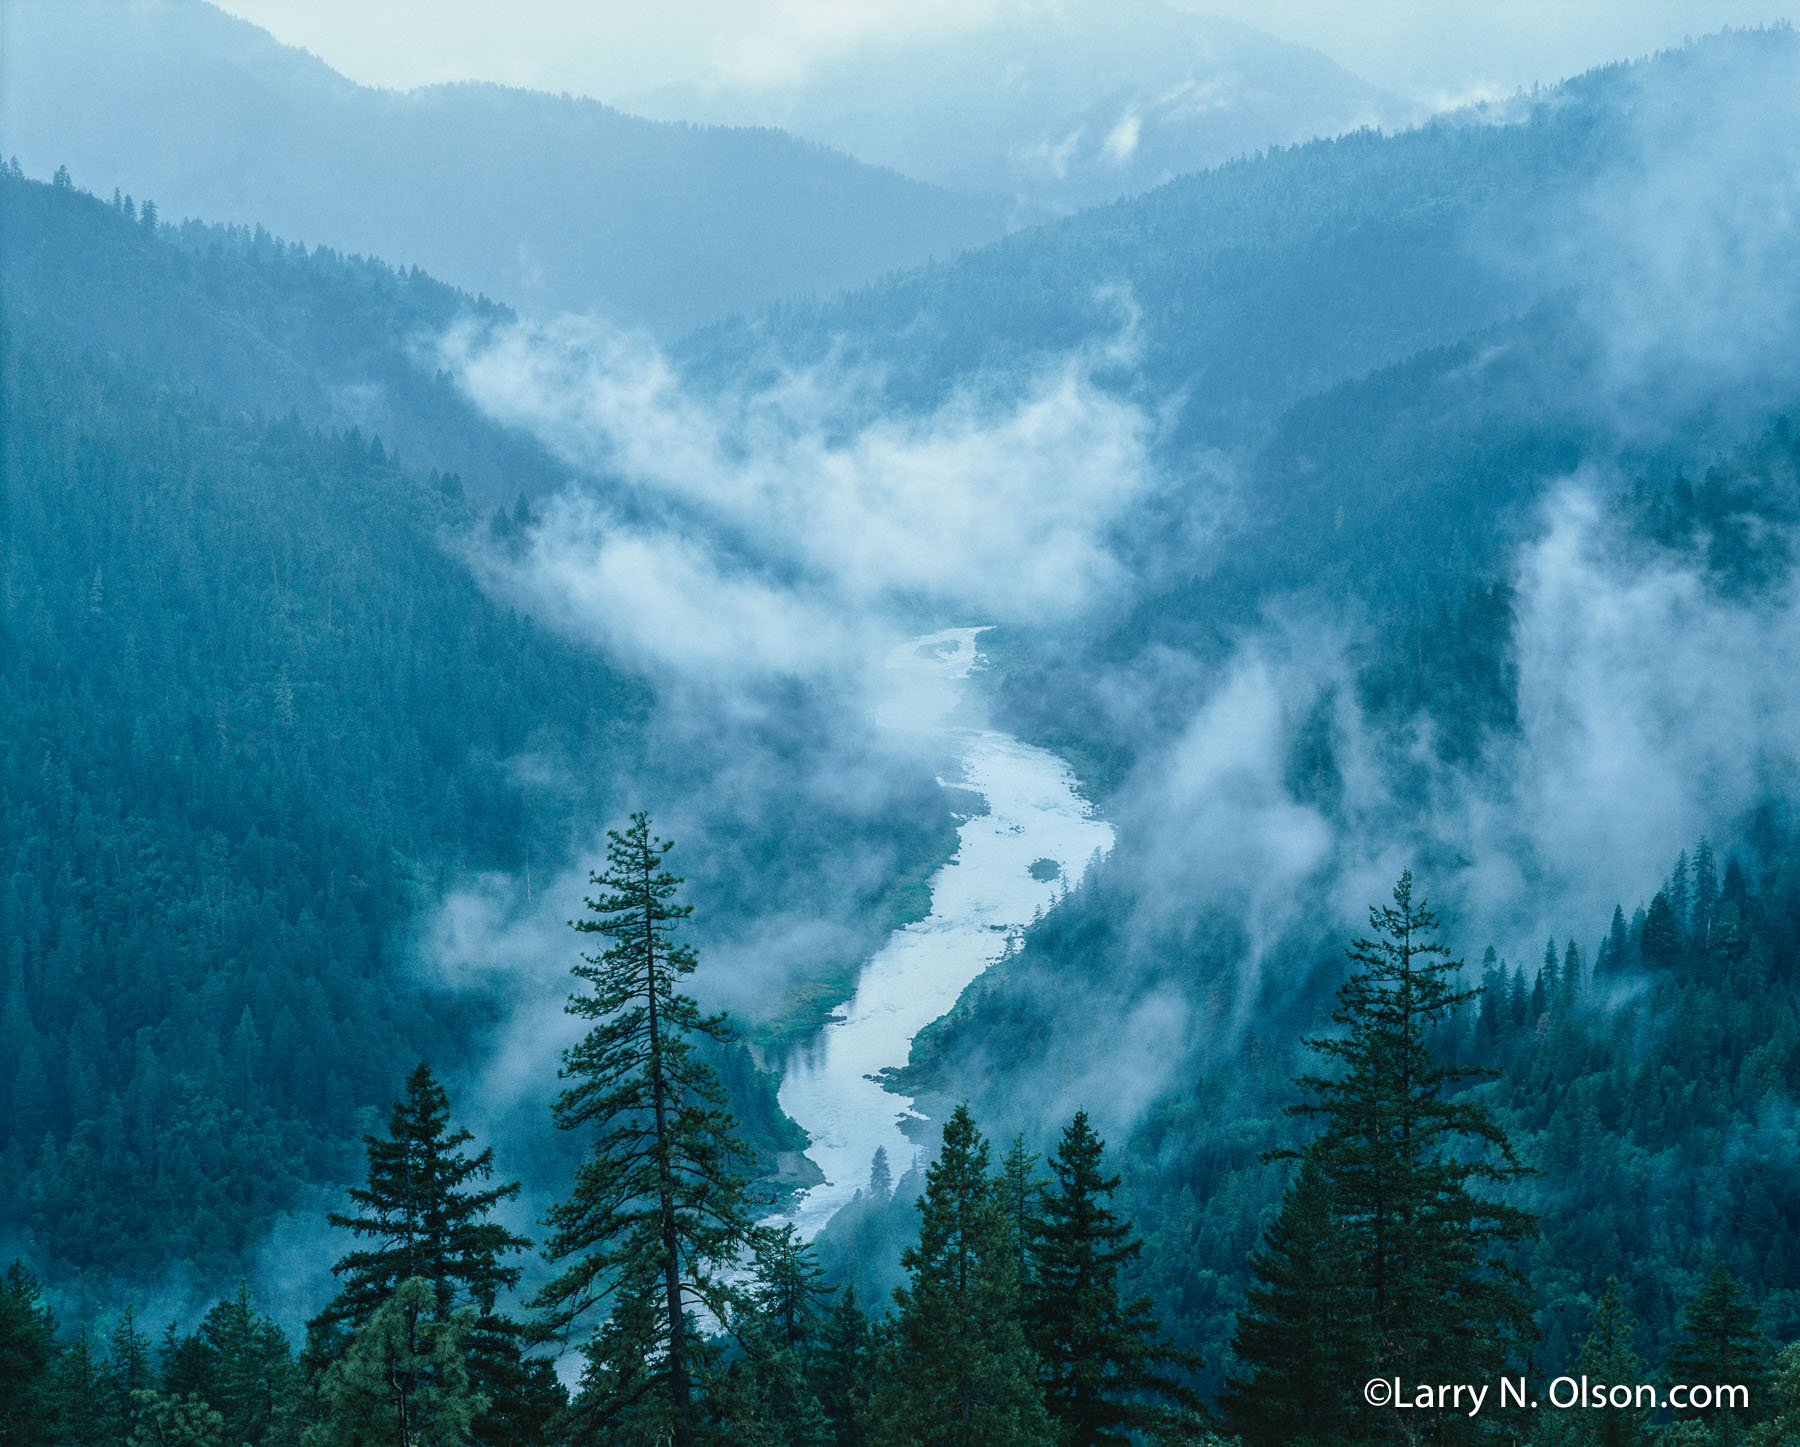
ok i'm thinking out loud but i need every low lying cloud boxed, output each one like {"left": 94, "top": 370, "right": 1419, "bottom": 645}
{"left": 441, "top": 314, "right": 1172, "bottom": 686}
{"left": 1130, "top": 478, "right": 1792, "bottom": 1000}
{"left": 1498, "top": 486, "right": 1800, "bottom": 921}
{"left": 1003, "top": 475, "right": 1800, "bottom": 1123}
{"left": 1526, "top": 31, "right": 1800, "bottom": 432}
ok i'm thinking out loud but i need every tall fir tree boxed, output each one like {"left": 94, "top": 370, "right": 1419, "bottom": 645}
{"left": 101, "top": 1306, "right": 156, "bottom": 1444}
{"left": 867, "top": 1147, "right": 894, "bottom": 1203}
{"left": 1024, "top": 1111, "right": 1199, "bottom": 1446}
{"left": 1476, "top": 947, "right": 1505, "bottom": 1044}
{"left": 1666, "top": 1264, "right": 1767, "bottom": 1427}
{"left": 310, "top": 1062, "right": 555, "bottom": 1447}
{"left": 749, "top": 1223, "right": 830, "bottom": 1354}
{"left": 1643, "top": 890, "right": 1685, "bottom": 970}
{"left": 191, "top": 1284, "right": 297, "bottom": 1447}
{"left": 53, "top": 1325, "right": 108, "bottom": 1447}
{"left": 1692, "top": 839, "right": 1718, "bottom": 950}
{"left": 995, "top": 1134, "right": 1045, "bottom": 1288}
{"left": 869, "top": 1103, "right": 1053, "bottom": 1447}
{"left": 811, "top": 1289, "right": 875, "bottom": 1447}
{"left": 1537, "top": 937, "right": 1560, "bottom": 1017}
{"left": 305, "top": 1278, "right": 483, "bottom": 1447}
{"left": 1245, "top": 870, "right": 1538, "bottom": 1443}
{"left": 0, "top": 1261, "right": 62, "bottom": 1446}
{"left": 533, "top": 812, "right": 754, "bottom": 1447}
{"left": 314, "top": 1063, "right": 529, "bottom": 1328}
{"left": 1669, "top": 851, "right": 1691, "bottom": 943}
{"left": 1220, "top": 1148, "right": 1370, "bottom": 1446}
{"left": 1571, "top": 1281, "right": 1652, "bottom": 1447}
{"left": 1598, "top": 904, "right": 1631, "bottom": 977}
{"left": 706, "top": 1225, "right": 835, "bottom": 1447}
{"left": 1561, "top": 939, "right": 1583, "bottom": 1009}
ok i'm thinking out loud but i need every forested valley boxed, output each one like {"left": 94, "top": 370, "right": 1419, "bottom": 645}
{"left": 8, "top": 11, "right": 1800, "bottom": 1445}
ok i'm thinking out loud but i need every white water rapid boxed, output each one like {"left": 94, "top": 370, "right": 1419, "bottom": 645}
{"left": 772, "top": 627, "right": 1114, "bottom": 1238}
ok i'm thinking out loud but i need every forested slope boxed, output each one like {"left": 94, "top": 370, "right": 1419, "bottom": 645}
{"left": 0, "top": 165, "right": 564, "bottom": 506}
{"left": 0, "top": 168, "right": 961, "bottom": 1298}
{"left": 0, "top": 321, "right": 647, "bottom": 1280}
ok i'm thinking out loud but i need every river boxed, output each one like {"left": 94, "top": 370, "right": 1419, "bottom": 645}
{"left": 771, "top": 627, "right": 1115, "bottom": 1238}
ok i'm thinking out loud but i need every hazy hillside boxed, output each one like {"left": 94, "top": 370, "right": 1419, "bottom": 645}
{"left": 677, "top": 102, "right": 1554, "bottom": 444}
{"left": 0, "top": 166, "right": 572, "bottom": 506}
{"left": 0, "top": 0, "right": 1012, "bottom": 333}
{"left": 626, "top": 0, "right": 1407, "bottom": 215}
{"left": 678, "top": 29, "right": 1800, "bottom": 619}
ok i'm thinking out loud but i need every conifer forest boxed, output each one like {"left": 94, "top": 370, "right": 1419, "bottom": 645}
{"left": 9, "top": 3, "right": 1800, "bottom": 1443}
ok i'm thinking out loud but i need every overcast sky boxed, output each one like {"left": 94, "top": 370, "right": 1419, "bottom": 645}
{"left": 216, "top": 0, "right": 1796, "bottom": 104}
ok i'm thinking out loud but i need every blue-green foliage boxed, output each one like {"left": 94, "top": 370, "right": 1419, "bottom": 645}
{"left": 0, "top": 319, "right": 649, "bottom": 1280}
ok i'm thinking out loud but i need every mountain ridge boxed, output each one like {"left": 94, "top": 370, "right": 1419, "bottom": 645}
{"left": 0, "top": 0, "right": 1014, "bottom": 333}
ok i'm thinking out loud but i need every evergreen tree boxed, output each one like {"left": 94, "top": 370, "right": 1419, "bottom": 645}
{"left": 707, "top": 1224, "right": 835, "bottom": 1446}
{"left": 749, "top": 1223, "right": 830, "bottom": 1353}
{"left": 1665, "top": 1265, "right": 1766, "bottom": 1426}
{"left": 1573, "top": 1281, "right": 1652, "bottom": 1447}
{"left": 311, "top": 1062, "right": 550, "bottom": 1446}
{"left": 699, "top": 1324, "right": 831, "bottom": 1447}
{"left": 1537, "top": 938, "right": 1560, "bottom": 1017}
{"left": 1749, "top": 1342, "right": 1800, "bottom": 1446}
{"left": 1026, "top": 1111, "right": 1199, "bottom": 1445}
{"left": 869, "top": 1103, "right": 1052, "bottom": 1447}
{"left": 316, "top": 1063, "right": 529, "bottom": 1329}
{"left": 127, "top": 1390, "right": 226, "bottom": 1447}
{"left": 1276, "top": 871, "right": 1537, "bottom": 1441}
{"left": 161, "top": 1319, "right": 212, "bottom": 1402}
{"left": 1219, "top": 1147, "right": 1370, "bottom": 1446}
{"left": 1508, "top": 964, "right": 1531, "bottom": 1031}
{"left": 1692, "top": 839, "right": 1718, "bottom": 951}
{"left": 54, "top": 1325, "right": 109, "bottom": 1447}
{"left": 811, "top": 1289, "right": 875, "bottom": 1447}
{"left": 1598, "top": 904, "right": 1631, "bottom": 978}
{"left": 559, "top": 1288, "right": 683, "bottom": 1445}
{"left": 189, "top": 1283, "right": 298, "bottom": 1447}
{"left": 0, "top": 1261, "right": 61, "bottom": 1446}
{"left": 1720, "top": 856, "right": 1749, "bottom": 911}
{"left": 306, "top": 1278, "right": 483, "bottom": 1447}
{"left": 1476, "top": 947, "right": 1505, "bottom": 1044}
{"left": 1669, "top": 852, "right": 1691, "bottom": 944}
{"left": 1643, "top": 891, "right": 1685, "bottom": 970}
{"left": 868, "top": 1147, "right": 894, "bottom": 1203}
{"left": 102, "top": 1306, "right": 157, "bottom": 1443}
{"left": 534, "top": 813, "right": 754, "bottom": 1447}
{"left": 1561, "top": 940, "right": 1583, "bottom": 1008}
{"left": 996, "top": 1134, "right": 1045, "bottom": 1287}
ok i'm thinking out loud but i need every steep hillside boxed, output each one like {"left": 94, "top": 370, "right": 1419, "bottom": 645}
{"left": 0, "top": 166, "right": 563, "bottom": 506}
{"left": 0, "top": 320, "right": 648, "bottom": 1282}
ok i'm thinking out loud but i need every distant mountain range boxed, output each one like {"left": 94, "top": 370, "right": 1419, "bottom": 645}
{"left": 623, "top": 0, "right": 1409, "bottom": 216}
{"left": 0, "top": 0, "right": 1012, "bottom": 333}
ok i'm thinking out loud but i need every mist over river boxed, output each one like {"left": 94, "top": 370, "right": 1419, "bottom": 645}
{"left": 772, "top": 628, "right": 1115, "bottom": 1238}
